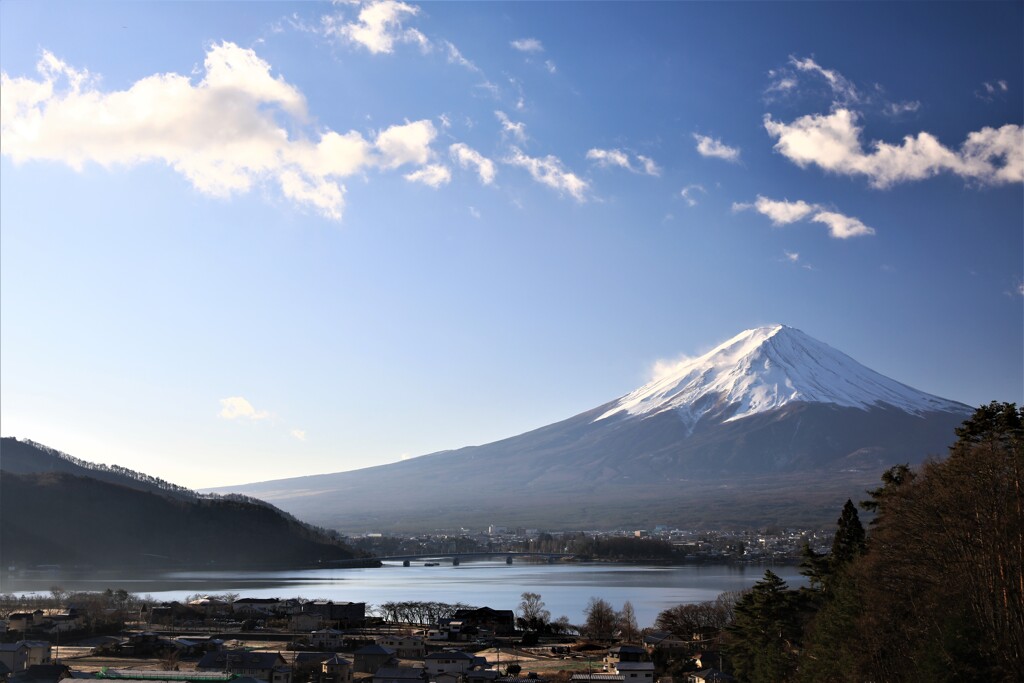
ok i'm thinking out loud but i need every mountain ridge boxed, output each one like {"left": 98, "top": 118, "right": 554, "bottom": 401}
{"left": 205, "top": 325, "right": 971, "bottom": 531}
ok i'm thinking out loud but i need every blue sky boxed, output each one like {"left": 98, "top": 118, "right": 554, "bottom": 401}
{"left": 2, "top": 1, "right": 1021, "bottom": 488}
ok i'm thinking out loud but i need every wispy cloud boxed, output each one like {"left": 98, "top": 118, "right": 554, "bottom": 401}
{"left": 323, "top": 0, "right": 429, "bottom": 55}
{"left": 511, "top": 38, "right": 544, "bottom": 53}
{"left": 0, "top": 44, "right": 447, "bottom": 220}
{"left": 976, "top": 79, "right": 1009, "bottom": 102}
{"left": 788, "top": 55, "right": 860, "bottom": 104}
{"left": 764, "top": 108, "right": 1023, "bottom": 188}
{"left": 586, "top": 148, "right": 661, "bottom": 176}
{"left": 404, "top": 163, "right": 451, "bottom": 187}
{"left": 219, "top": 397, "right": 270, "bottom": 421}
{"left": 495, "top": 110, "right": 527, "bottom": 142}
{"left": 734, "top": 195, "right": 875, "bottom": 239}
{"left": 680, "top": 184, "right": 706, "bottom": 207}
{"left": 290, "top": 429, "right": 307, "bottom": 441}
{"left": 504, "top": 146, "right": 588, "bottom": 201}
{"left": 450, "top": 143, "right": 496, "bottom": 184}
{"left": 693, "top": 134, "right": 741, "bottom": 163}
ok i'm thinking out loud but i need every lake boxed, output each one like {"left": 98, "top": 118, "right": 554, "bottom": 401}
{"left": 2, "top": 560, "right": 805, "bottom": 628}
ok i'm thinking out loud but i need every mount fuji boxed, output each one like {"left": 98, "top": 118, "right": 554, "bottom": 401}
{"left": 207, "top": 325, "right": 972, "bottom": 531}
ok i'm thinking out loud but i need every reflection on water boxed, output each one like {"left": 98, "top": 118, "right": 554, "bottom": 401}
{"left": 0, "top": 561, "right": 804, "bottom": 627}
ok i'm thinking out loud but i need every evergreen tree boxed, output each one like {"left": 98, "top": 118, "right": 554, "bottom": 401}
{"left": 829, "top": 499, "right": 865, "bottom": 570}
{"left": 725, "top": 570, "right": 800, "bottom": 683}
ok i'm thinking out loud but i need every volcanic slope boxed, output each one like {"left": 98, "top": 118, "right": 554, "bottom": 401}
{"left": 207, "top": 325, "right": 972, "bottom": 531}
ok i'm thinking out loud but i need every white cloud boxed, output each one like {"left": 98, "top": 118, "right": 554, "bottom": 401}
{"left": 586, "top": 148, "right": 631, "bottom": 170}
{"left": 0, "top": 44, "right": 446, "bottom": 220}
{"left": 449, "top": 142, "right": 496, "bottom": 184}
{"left": 693, "top": 133, "right": 741, "bottom": 162}
{"left": 735, "top": 195, "right": 875, "bottom": 239}
{"left": 443, "top": 40, "right": 479, "bottom": 73}
{"left": 290, "top": 429, "right": 307, "bottom": 441}
{"left": 469, "top": 206, "right": 481, "bottom": 219}
{"left": 587, "top": 148, "right": 660, "bottom": 176}
{"left": 764, "top": 108, "right": 1023, "bottom": 187}
{"left": 325, "top": 0, "right": 429, "bottom": 55}
{"left": 977, "top": 79, "right": 1010, "bottom": 102}
{"left": 404, "top": 163, "right": 451, "bottom": 187}
{"left": 784, "top": 251, "right": 800, "bottom": 263}
{"left": 636, "top": 155, "right": 661, "bottom": 177}
{"left": 884, "top": 100, "right": 921, "bottom": 117}
{"left": 511, "top": 38, "right": 544, "bottom": 53}
{"left": 374, "top": 119, "right": 437, "bottom": 169}
{"left": 495, "top": 110, "right": 527, "bottom": 142}
{"left": 219, "top": 397, "right": 270, "bottom": 421}
{"left": 544, "top": 60, "right": 557, "bottom": 75}
{"left": 680, "top": 184, "right": 705, "bottom": 207}
{"left": 810, "top": 211, "right": 875, "bottom": 239}
{"left": 504, "top": 146, "right": 588, "bottom": 201}
{"left": 789, "top": 55, "right": 860, "bottom": 103}
{"left": 752, "top": 196, "right": 816, "bottom": 225}
{"left": 438, "top": 113, "right": 451, "bottom": 128}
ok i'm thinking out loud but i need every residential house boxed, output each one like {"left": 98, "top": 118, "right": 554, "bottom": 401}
{"left": 320, "top": 655, "right": 352, "bottom": 683}
{"left": 448, "top": 608, "right": 514, "bottom": 636}
{"left": 303, "top": 602, "right": 365, "bottom": 629}
{"left": 292, "top": 653, "right": 334, "bottom": 680}
{"left": 197, "top": 650, "right": 291, "bottom": 683}
{"left": 0, "top": 660, "right": 11, "bottom": 683}
{"left": 641, "top": 632, "right": 688, "bottom": 656}
{"left": 375, "top": 636, "right": 424, "bottom": 659}
{"left": 423, "top": 652, "right": 481, "bottom": 677}
{"left": 372, "top": 667, "right": 425, "bottom": 683}
{"left": 569, "top": 675, "right": 624, "bottom": 683}
{"left": 0, "top": 644, "right": 29, "bottom": 673}
{"left": 352, "top": 645, "right": 397, "bottom": 674}
{"left": 310, "top": 630, "right": 346, "bottom": 651}
{"left": 610, "top": 662, "right": 654, "bottom": 683}
{"left": 289, "top": 614, "right": 323, "bottom": 631}
{"left": 604, "top": 646, "right": 645, "bottom": 668}
{"left": 10, "top": 663, "right": 69, "bottom": 683}
{"left": 20, "top": 644, "right": 51, "bottom": 668}
{"left": 232, "top": 598, "right": 281, "bottom": 615}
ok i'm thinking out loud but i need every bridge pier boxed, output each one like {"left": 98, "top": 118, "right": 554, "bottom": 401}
{"left": 506, "top": 556, "right": 513, "bottom": 564}
{"left": 452, "top": 558, "right": 460, "bottom": 566}
{"left": 403, "top": 560, "right": 410, "bottom": 567}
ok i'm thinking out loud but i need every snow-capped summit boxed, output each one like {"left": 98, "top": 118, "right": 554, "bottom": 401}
{"left": 598, "top": 324, "right": 966, "bottom": 425}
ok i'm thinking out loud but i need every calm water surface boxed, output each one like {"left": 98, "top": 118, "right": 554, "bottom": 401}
{"left": 2, "top": 561, "right": 804, "bottom": 627}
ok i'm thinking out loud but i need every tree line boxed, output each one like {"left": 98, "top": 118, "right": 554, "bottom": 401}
{"left": 695, "top": 402, "right": 1024, "bottom": 682}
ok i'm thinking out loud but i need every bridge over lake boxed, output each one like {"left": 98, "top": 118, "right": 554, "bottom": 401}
{"left": 328, "top": 551, "right": 575, "bottom": 566}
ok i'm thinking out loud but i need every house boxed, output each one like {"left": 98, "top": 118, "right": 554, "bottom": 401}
{"left": 375, "top": 636, "right": 424, "bottom": 659}
{"left": 604, "top": 646, "right": 645, "bottom": 668}
{"left": 292, "top": 653, "right": 334, "bottom": 678}
{"left": 197, "top": 650, "right": 291, "bottom": 683}
{"left": 372, "top": 667, "right": 425, "bottom": 683}
{"left": 232, "top": 598, "right": 281, "bottom": 615}
{"left": 569, "top": 676, "right": 624, "bottom": 683}
{"left": 289, "top": 613, "right": 323, "bottom": 631}
{"left": 10, "top": 663, "right": 69, "bottom": 683}
{"left": 352, "top": 645, "right": 397, "bottom": 674}
{"left": 641, "top": 633, "right": 688, "bottom": 656}
{"left": 302, "top": 602, "right": 366, "bottom": 629}
{"left": 448, "top": 608, "right": 514, "bottom": 636}
{"left": 0, "top": 660, "right": 12, "bottom": 683}
{"left": 464, "top": 671, "right": 499, "bottom": 683}
{"left": 610, "top": 662, "right": 654, "bottom": 683}
{"left": 423, "top": 652, "right": 482, "bottom": 677}
{"left": 310, "top": 630, "right": 346, "bottom": 651}
{"left": 320, "top": 655, "right": 352, "bottom": 683}
{"left": 496, "top": 677, "right": 548, "bottom": 683}
{"left": 20, "top": 644, "right": 51, "bottom": 668}
{"left": 0, "top": 644, "right": 29, "bottom": 673}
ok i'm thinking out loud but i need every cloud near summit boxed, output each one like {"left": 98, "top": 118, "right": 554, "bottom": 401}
{"left": 0, "top": 43, "right": 449, "bottom": 220}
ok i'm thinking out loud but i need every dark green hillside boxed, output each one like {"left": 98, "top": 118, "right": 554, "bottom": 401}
{"left": 0, "top": 439, "right": 364, "bottom": 569}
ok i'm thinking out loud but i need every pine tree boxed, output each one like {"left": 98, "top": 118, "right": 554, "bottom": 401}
{"left": 829, "top": 499, "right": 865, "bottom": 570}
{"left": 725, "top": 570, "right": 799, "bottom": 683}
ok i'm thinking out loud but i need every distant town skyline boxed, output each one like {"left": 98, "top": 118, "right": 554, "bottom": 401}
{"left": 2, "top": 1, "right": 1021, "bottom": 488}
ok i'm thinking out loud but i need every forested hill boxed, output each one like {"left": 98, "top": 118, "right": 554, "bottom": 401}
{"left": 0, "top": 438, "right": 365, "bottom": 569}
